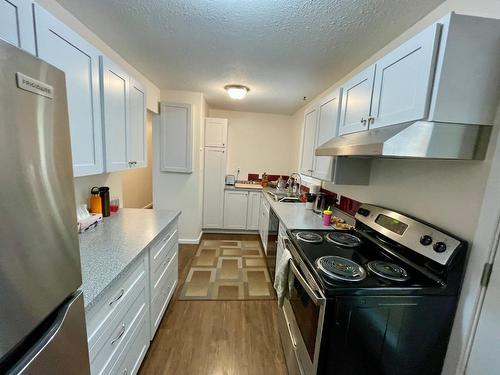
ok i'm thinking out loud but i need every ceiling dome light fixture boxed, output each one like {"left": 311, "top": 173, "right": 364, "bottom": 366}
{"left": 224, "top": 84, "right": 250, "bottom": 100}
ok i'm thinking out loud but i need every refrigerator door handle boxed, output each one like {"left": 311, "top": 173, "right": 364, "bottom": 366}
{"left": 7, "top": 291, "right": 90, "bottom": 375}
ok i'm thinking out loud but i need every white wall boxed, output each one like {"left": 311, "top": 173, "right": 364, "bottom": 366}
{"left": 34, "top": 0, "right": 160, "bottom": 112}
{"left": 208, "top": 109, "right": 296, "bottom": 178}
{"left": 74, "top": 173, "right": 123, "bottom": 208}
{"left": 153, "top": 90, "right": 206, "bottom": 242}
{"left": 290, "top": 1, "right": 500, "bottom": 374}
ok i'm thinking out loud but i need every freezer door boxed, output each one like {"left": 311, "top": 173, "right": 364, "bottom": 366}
{"left": 0, "top": 41, "right": 82, "bottom": 360}
{"left": 7, "top": 291, "right": 90, "bottom": 375}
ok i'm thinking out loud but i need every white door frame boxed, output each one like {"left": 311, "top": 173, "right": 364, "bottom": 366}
{"left": 443, "top": 114, "right": 500, "bottom": 374}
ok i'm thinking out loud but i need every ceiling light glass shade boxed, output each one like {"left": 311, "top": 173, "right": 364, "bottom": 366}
{"left": 224, "top": 85, "right": 250, "bottom": 100}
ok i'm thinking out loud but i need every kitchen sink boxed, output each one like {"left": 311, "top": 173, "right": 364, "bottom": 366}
{"left": 267, "top": 191, "right": 302, "bottom": 203}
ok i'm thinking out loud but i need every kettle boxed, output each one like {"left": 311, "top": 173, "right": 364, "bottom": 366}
{"left": 313, "top": 193, "right": 327, "bottom": 214}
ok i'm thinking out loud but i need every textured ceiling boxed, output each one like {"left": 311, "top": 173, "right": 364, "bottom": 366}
{"left": 55, "top": 0, "right": 444, "bottom": 114}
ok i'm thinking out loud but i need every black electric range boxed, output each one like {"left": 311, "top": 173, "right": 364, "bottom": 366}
{"left": 287, "top": 227, "right": 465, "bottom": 297}
{"left": 279, "top": 204, "right": 468, "bottom": 375}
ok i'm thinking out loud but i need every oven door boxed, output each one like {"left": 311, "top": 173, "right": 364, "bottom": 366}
{"left": 284, "top": 239, "right": 326, "bottom": 375}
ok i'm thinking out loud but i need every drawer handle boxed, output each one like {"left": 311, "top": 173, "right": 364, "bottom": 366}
{"left": 109, "top": 288, "right": 124, "bottom": 306}
{"left": 111, "top": 324, "right": 126, "bottom": 345}
{"left": 123, "top": 369, "right": 128, "bottom": 375}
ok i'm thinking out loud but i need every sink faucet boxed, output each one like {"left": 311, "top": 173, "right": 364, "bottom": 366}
{"left": 288, "top": 173, "right": 302, "bottom": 196}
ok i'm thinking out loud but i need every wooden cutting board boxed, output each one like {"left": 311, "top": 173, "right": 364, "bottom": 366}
{"left": 234, "top": 183, "right": 263, "bottom": 190}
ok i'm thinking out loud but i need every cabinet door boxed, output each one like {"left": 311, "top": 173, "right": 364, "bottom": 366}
{"left": 312, "top": 88, "right": 342, "bottom": 181}
{"left": 34, "top": 4, "right": 103, "bottom": 176}
{"left": 339, "top": 65, "right": 376, "bottom": 135}
{"left": 160, "top": 102, "right": 193, "bottom": 173}
{"left": 299, "top": 106, "right": 317, "bottom": 176}
{"left": 128, "top": 78, "right": 147, "bottom": 168}
{"left": 223, "top": 191, "right": 248, "bottom": 229}
{"left": 0, "top": 0, "right": 35, "bottom": 54}
{"left": 370, "top": 24, "right": 441, "bottom": 129}
{"left": 246, "top": 192, "right": 261, "bottom": 230}
{"left": 101, "top": 56, "right": 129, "bottom": 172}
{"left": 203, "top": 148, "right": 226, "bottom": 228}
{"left": 205, "top": 118, "right": 228, "bottom": 148}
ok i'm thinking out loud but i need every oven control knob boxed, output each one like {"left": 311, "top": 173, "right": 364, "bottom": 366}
{"left": 420, "top": 235, "right": 433, "bottom": 246}
{"left": 357, "top": 208, "right": 370, "bottom": 217}
{"left": 433, "top": 242, "right": 447, "bottom": 253}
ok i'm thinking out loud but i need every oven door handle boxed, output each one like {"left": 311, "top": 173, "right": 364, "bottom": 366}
{"left": 289, "top": 259, "right": 326, "bottom": 306}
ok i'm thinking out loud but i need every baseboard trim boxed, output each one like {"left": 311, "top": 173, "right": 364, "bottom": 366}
{"left": 179, "top": 231, "right": 203, "bottom": 245}
{"left": 202, "top": 229, "right": 259, "bottom": 235}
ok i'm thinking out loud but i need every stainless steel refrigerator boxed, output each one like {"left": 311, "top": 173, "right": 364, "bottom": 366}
{"left": 0, "top": 40, "right": 90, "bottom": 374}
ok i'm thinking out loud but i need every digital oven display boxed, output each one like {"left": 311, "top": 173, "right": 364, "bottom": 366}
{"left": 375, "top": 214, "right": 408, "bottom": 235}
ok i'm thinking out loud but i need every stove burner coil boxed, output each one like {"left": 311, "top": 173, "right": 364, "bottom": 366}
{"left": 367, "top": 260, "right": 410, "bottom": 282}
{"left": 296, "top": 231, "right": 323, "bottom": 243}
{"left": 326, "top": 232, "right": 362, "bottom": 247}
{"left": 316, "top": 256, "right": 366, "bottom": 282}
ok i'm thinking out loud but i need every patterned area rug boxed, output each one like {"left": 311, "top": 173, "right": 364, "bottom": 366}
{"left": 178, "top": 239, "right": 275, "bottom": 300}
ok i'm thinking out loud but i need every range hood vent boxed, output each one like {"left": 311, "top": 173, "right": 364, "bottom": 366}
{"left": 315, "top": 122, "right": 491, "bottom": 160}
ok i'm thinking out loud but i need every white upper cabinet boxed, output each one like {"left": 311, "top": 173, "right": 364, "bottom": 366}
{"left": 203, "top": 147, "right": 226, "bottom": 229}
{"left": 160, "top": 102, "right": 193, "bottom": 174}
{"left": 128, "top": 79, "right": 147, "bottom": 168}
{"left": 299, "top": 106, "right": 318, "bottom": 175}
{"left": 224, "top": 190, "right": 248, "bottom": 230}
{"left": 370, "top": 23, "right": 441, "bottom": 129}
{"left": 34, "top": 4, "right": 104, "bottom": 177}
{"left": 246, "top": 191, "right": 261, "bottom": 231}
{"left": 339, "top": 65, "right": 375, "bottom": 135}
{"left": 205, "top": 118, "right": 228, "bottom": 148}
{"left": 0, "top": 0, "right": 35, "bottom": 54}
{"left": 100, "top": 56, "right": 129, "bottom": 172}
{"left": 312, "top": 88, "right": 342, "bottom": 181}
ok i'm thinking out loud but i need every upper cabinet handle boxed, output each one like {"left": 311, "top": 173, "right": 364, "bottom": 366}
{"left": 367, "top": 116, "right": 375, "bottom": 125}
{"left": 360, "top": 117, "right": 367, "bottom": 125}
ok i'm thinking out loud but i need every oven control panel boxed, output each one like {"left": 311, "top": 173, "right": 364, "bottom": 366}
{"left": 355, "top": 204, "right": 463, "bottom": 266}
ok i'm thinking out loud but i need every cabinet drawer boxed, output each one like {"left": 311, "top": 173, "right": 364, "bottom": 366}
{"left": 151, "top": 249, "right": 177, "bottom": 301}
{"left": 151, "top": 253, "right": 178, "bottom": 337}
{"left": 90, "top": 284, "right": 147, "bottom": 374}
{"left": 109, "top": 312, "right": 149, "bottom": 375}
{"left": 150, "top": 225, "right": 177, "bottom": 273}
{"left": 87, "top": 256, "right": 147, "bottom": 350}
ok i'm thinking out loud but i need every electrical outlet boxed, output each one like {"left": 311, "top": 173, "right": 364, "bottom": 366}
{"left": 335, "top": 194, "right": 341, "bottom": 206}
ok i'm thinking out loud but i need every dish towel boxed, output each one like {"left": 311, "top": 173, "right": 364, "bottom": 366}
{"left": 274, "top": 248, "right": 294, "bottom": 308}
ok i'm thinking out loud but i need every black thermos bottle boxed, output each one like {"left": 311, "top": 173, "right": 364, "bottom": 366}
{"left": 99, "top": 186, "right": 110, "bottom": 217}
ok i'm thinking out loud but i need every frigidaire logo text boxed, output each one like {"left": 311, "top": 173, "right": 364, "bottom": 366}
{"left": 22, "top": 78, "right": 52, "bottom": 95}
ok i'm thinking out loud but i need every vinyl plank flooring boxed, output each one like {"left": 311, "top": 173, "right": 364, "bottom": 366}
{"left": 139, "top": 235, "right": 287, "bottom": 375}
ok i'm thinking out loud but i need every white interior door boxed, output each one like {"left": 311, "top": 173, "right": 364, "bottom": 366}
{"left": 34, "top": 4, "right": 103, "bottom": 176}
{"left": 467, "top": 256, "right": 500, "bottom": 374}
{"left": 101, "top": 56, "right": 129, "bottom": 172}
{"left": 313, "top": 88, "right": 341, "bottom": 181}
{"left": 299, "top": 107, "right": 317, "bottom": 176}
{"left": 203, "top": 148, "right": 226, "bottom": 229}
{"left": 339, "top": 65, "right": 375, "bottom": 135}
{"left": 370, "top": 23, "right": 441, "bottom": 129}
{"left": 0, "top": 0, "right": 35, "bottom": 54}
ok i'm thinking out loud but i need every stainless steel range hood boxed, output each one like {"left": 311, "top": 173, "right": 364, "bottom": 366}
{"left": 315, "top": 121, "right": 491, "bottom": 160}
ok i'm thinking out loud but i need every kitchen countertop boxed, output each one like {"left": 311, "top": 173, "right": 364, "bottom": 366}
{"left": 78, "top": 208, "right": 181, "bottom": 310}
{"left": 262, "top": 187, "right": 355, "bottom": 230}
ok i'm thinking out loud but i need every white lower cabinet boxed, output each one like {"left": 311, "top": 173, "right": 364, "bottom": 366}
{"left": 246, "top": 192, "right": 261, "bottom": 230}
{"left": 224, "top": 190, "right": 249, "bottom": 229}
{"left": 86, "top": 219, "right": 179, "bottom": 374}
{"left": 259, "top": 197, "right": 270, "bottom": 253}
